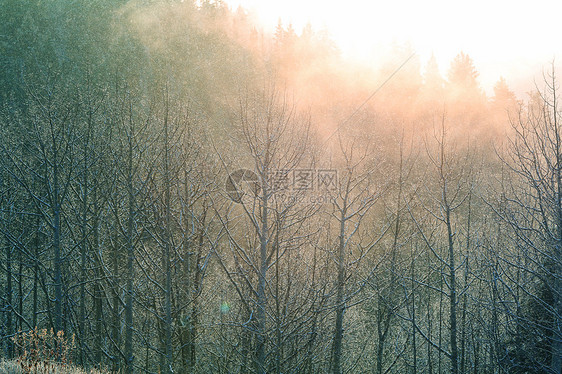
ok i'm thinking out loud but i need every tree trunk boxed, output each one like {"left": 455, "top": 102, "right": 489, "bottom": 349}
{"left": 124, "top": 125, "right": 135, "bottom": 374}
{"left": 92, "top": 185, "right": 103, "bottom": 368}
{"left": 163, "top": 97, "right": 173, "bottom": 374}
{"left": 5, "top": 234, "right": 13, "bottom": 358}
{"left": 256, "top": 191, "right": 268, "bottom": 374}
{"left": 53, "top": 200, "right": 63, "bottom": 335}
{"left": 446, "top": 205, "right": 459, "bottom": 374}
{"left": 331, "top": 214, "right": 346, "bottom": 374}
{"left": 112, "top": 242, "right": 121, "bottom": 372}
{"left": 79, "top": 154, "right": 88, "bottom": 366}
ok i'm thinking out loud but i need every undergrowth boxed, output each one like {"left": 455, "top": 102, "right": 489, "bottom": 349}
{"left": 2, "top": 328, "right": 108, "bottom": 374}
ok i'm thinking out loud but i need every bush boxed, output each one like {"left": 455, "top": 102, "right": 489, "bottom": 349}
{"left": 0, "top": 358, "right": 107, "bottom": 373}
{"left": 4, "top": 328, "right": 110, "bottom": 373}
{"left": 12, "top": 328, "right": 75, "bottom": 368}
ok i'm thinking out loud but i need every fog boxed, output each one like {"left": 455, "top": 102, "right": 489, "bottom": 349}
{"left": 2, "top": 1, "right": 562, "bottom": 373}
{"left": 227, "top": 0, "right": 562, "bottom": 96}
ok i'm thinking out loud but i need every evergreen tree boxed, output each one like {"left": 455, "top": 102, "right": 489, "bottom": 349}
{"left": 424, "top": 53, "right": 445, "bottom": 99}
{"left": 448, "top": 52, "right": 480, "bottom": 92}
{"left": 493, "top": 77, "right": 517, "bottom": 107}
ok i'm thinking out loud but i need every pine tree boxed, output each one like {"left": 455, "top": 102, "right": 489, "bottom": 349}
{"left": 425, "top": 53, "right": 445, "bottom": 99}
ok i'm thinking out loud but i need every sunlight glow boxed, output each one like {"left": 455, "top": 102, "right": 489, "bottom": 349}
{"left": 225, "top": 0, "right": 562, "bottom": 94}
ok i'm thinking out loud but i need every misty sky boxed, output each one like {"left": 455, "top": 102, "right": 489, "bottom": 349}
{"left": 224, "top": 0, "right": 562, "bottom": 96}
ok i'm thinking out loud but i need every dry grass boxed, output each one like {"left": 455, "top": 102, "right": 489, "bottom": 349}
{"left": 0, "top": 359, "right": 108, "bottom": 374}
{"left": 4, "top": 328, "right": 110, "bottom": 373}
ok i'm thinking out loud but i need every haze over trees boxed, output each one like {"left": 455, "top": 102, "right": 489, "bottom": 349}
{"left": 0, "top": 1, "right": 560, "bottom": 373}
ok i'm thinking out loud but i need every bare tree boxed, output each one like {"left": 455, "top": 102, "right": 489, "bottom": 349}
{"left": 212, "top": 82, "right": 316, "bottom": 374}
{"left": 494, "top": 69, "right": 562, "bottom": 373}
{"left": 328, "top": 135, "right": 384, "bottom": 374}
{"left": 1, "top": 75, "right": 79, "bottom": 338}
{"left": 408, "top": 116, "right": 475, "bottom": 374}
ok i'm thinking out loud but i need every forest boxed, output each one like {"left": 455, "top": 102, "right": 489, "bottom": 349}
{"left": 1, "top": 1, "right": 561, "bottom": 373}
